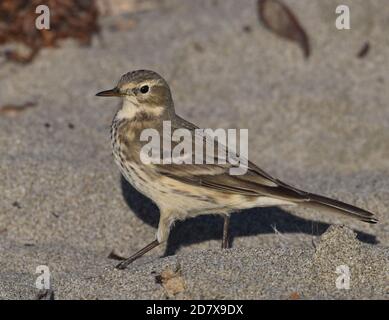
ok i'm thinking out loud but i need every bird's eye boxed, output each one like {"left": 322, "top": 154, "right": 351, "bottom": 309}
{"left": 140, "top": 85, "right": 149, "bottom": 94}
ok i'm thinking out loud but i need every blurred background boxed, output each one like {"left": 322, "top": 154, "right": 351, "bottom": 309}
{"left": 0, "top": 0, "right": 388, "bottom": 299}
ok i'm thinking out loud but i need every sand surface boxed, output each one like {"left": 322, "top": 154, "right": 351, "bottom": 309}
{"left": 0, "top": 0, "right": 388, "bottom": 299}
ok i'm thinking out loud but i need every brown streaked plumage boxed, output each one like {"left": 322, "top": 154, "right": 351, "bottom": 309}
{"left": 96, "top": 69, "right": 378, "bottom": 269}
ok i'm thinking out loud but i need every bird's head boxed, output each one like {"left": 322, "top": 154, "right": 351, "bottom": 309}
{"left": 96, "top": 70, "right": 174, "bottom": 118}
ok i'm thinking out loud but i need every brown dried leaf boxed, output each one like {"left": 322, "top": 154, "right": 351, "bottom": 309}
{"left": 289, "top": 291, "right": 300, "bottom": 300}
{"left": 0, "top": 0, "right": 100, "bottom": 64}
{"left": 258, "top": 0, "right": 310, "bottom": 58}
{"left": 155, "top": 266, "right": 186, "bottom": 296}
{"left": 357, "top": 42, "right": 370, "bottom": 59}
{"left": 0, "top": 102, "right": 36, "bottom": 117}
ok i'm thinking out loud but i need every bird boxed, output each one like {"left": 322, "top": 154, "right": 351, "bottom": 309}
{"left": 96, "top": 69, "right": 378, "bottom": 269}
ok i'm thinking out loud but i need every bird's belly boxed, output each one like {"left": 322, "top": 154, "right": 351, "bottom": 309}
{"left": 114, "top": 158, "right": 222, "bottom": 214}
{"left": 112, "top": 149, "right": 294, "bottom": 217}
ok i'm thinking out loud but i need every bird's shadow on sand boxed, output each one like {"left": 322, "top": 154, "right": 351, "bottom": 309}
{"left": 121, "top": 176, "right": 378, "bottom": 256}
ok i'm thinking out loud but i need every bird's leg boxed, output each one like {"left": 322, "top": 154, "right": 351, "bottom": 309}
{"left": 115, "top": 240, "right": 160, "bottom": 269}
{"left": 221, "top": 215, "right": 230, "bottom": 249}
{"left": 116, "top": 212, "right": 173, "bottom": 269}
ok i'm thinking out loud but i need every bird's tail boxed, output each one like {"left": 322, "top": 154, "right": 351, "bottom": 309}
{"left": 304, "top": 193, "right": 378, "bottom": 224}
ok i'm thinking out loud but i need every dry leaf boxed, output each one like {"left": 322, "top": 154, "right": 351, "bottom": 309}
{"left": 155, "top": 266, "right": 186, "bottom": 296}
{"left": 258, "top": 0, "right": 310, "bottom": 58}
{"left": 357, "top": 42, "right": 370, "bottom": 59}
{"left": 289, "top": 291, "right": 300, "bottom": 300}
{"left": 0, "top": 0, "right": 99, "bottom": 64}
{"left": 0, "top": 102, "right": 36, "bottom": 117}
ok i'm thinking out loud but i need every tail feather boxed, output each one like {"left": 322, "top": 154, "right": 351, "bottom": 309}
{"left": 305, "top": 193, "right": 378, "bottom": 224}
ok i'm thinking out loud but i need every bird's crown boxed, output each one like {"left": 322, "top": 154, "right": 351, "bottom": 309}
{"left": 117, "top": 70, "right": 165, "bottom": 87}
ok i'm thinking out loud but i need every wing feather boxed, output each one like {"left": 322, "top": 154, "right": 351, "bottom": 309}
{"left": 154, "top": 116, "right": 308, "bottom": 202}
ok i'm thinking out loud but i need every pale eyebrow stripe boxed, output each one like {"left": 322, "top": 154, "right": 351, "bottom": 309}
{"left": 121, "top": 79, "right": 163, "bottom": 91}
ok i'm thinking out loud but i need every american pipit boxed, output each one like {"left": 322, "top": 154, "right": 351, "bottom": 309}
{"left": 96, "top": 70, "right": 377, "bottom": 269}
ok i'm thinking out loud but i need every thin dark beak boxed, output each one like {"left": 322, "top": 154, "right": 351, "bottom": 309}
{"left": 96, "top": 87, "right": 121, "bottom": 97}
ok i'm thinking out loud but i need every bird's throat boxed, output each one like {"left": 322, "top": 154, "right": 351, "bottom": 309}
{"left": 115, "top": 99, "right": 166, "bottom": 123}
{"left": 115, "top": 99, "right": 139, "bottom": 121}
